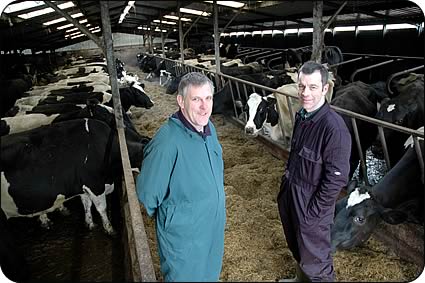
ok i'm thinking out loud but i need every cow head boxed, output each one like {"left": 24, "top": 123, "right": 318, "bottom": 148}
{"left": 244, "top": 93, "right": 278, "bottom": 137}
{"left": 128, "top": 82, "right": 154, "bottom": 109}
{"left": 331, "top": 180, "right": 408, "bottom": 253}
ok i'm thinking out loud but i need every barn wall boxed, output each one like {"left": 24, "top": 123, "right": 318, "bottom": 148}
{"left": 55, "top": 32, "right": 176, "bottom": 52}
{"left": 224, "top": 28, "right": 424, "bottom": 57}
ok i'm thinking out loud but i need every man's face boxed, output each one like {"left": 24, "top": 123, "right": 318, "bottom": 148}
{"left": 177, "top": 83, "right": 213, "bottom": 131}
{"left": 298, "top": 70, "right": 329, "bottom": 112}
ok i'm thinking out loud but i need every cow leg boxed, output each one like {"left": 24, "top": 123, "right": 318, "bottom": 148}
{"left": 80, "top": 193, "right": 96, "bottom": 230}
{"left": 39, "top": 213, "right": 52, "bottom": 229}
{"left": 83, "top": 186, "right": 115, "bottom": 235}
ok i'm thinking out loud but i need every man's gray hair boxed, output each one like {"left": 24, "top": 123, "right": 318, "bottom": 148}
{"left": 298, "top": 61, "right": 329, "bottom": 87}
{"left": 178, "top": 72, "right": 215, "bottom": 98}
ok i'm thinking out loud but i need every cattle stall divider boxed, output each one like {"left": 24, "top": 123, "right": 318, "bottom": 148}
{"left": 100, "top": 3, "right": 156, "bottom": 281}
{"left": 143, "top": 53, "right": 424, "bottom": 267}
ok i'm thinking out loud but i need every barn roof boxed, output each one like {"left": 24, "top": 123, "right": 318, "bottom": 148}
{"left": 0, "top": 1, "right": 423, "bottom": 52}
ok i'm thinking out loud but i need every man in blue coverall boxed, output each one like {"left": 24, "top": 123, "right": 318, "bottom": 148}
{"left": 278, "top": 61, "right": 351, "bottom": 282}
{"left": 136, "top": 72, "right": 225, "bottom": 282}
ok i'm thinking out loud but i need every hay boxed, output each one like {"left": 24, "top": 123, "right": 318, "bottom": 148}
{"left": 127, "top": 66, "right": 421, "bottom": 282}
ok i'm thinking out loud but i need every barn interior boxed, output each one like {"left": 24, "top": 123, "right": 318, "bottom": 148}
{"left": 1, "top": 1, "right": 424, "bottom": 282}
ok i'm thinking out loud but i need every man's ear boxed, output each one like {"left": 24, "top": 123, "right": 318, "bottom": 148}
{"left": 177, "top": 94, "right": 184, "bottom": 109}
{"left": 322, "top": 83, "right": 329, "bottom": 96}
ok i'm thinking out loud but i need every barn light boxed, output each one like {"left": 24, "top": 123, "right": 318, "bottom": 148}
{"left": 386, "top": 23, "right": 417, "bottom": 30}
{"left": 17, "top": 2, "right": 74, "bottom": 19}
{"left": 299, "top": 28, "right": 313, "bottom": 33}
{"left": 119, "top": 1, "right": 136, "bottom": 24}
{"left": 4, "top": 1, "right": 44, "bottom": 14}
{"left": 164, "top": 15, "right": 192, "bottom": 22}
{"left": 65, "top": 27, "right": 79, "bottom": 33}
{"left": 358, "top": 25, "right": 383, "bottom": 31}
{"left": 71, "top": 34, "right": 85, "bottom": 39}
{"left": 334, "top": 26, "right": 355, "bottom": 32}
{"left": 56, "top": 19, "right": 89, "bottom": 30}
{"left": 180, "top": 8, "right": 210, "bottom": 17}
{"left": 43, "top": 13, "right": 83, "bottom": 26}
{"left": 284, "top": 29, "right": 298, "bottom": 34}
{"left": 153, "top": 20, "right": 177, "bottom": 25}
{"left": 204, "top": 1, "right": 245, "bottom": 8}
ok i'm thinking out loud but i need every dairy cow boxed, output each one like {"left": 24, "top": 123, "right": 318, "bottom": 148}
{"left": 331, "top": 135, "right": 424, "bottom": 252}
{"left": 374, "top": 75, "right": 424, "bottom": 166}
{"left": 1, "top": 118, "right": 146, "bottom": 234}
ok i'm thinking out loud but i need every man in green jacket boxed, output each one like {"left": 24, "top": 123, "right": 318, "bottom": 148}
{"left": 136, "top": 72, "right": 226, "bottom": 282}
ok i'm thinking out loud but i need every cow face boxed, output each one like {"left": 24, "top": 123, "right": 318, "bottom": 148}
{"left": 331, "top": 182, "right": 408, "bottom": 253}
{"left": 244, "top": 93, "right": 278, "bottom": 136}
{"left": 129, "top": 82, "right": 154, "bottom": 109}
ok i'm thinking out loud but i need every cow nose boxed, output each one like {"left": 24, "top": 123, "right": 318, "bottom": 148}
{"left": 245, "top": 127, "right": 254, "bottom": 135}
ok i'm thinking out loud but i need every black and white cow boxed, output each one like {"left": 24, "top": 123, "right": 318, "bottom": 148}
{"left": 374, "top": 75, "right": 424, "bottom": 166}
{"left": 331, "top": 135, "right": 424, "bottom": 252}
{"left": 244, "top": 93, "right": 281, "bottom": 141}
{"left": 1, "top": 118, "right": 146, "bottom": 234}
{"left": 0, "top": 102, "right": 115, "bottom": 136}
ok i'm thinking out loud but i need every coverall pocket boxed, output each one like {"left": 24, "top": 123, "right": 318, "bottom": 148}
{"left": 297, "top": 146, "right": 323, "bottom": 185}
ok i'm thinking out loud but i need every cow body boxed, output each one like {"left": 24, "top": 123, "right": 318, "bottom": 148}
{"left": 1, "top": 118, "right": 144, "bottom": 234}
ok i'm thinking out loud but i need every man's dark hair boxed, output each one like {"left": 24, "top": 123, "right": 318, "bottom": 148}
{"left": 298, "top": 61, "right": 329, "bottom": 87}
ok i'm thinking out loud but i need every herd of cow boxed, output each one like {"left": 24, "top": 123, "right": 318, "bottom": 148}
{"left": 137, "top": 48, "right": 424, "bottom": 257}
{"left": 0, "top": 56, "right": 154, "bottom": 281}
{"left": 0, "top": 46, "right": 423, "bottom": 281}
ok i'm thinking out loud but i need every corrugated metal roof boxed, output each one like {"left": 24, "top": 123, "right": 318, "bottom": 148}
{"left": 0, "top": 0, "right": 423, "bottom": 52}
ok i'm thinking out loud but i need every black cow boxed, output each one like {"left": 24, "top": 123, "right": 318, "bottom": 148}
{"left": 374, "top": 75, "right": 424, "bottom": 166}
{"left": 0, "top": 77, "right": 33, "bottom": 117}
{"left": 0, "top": 208, "right": 30, "bottom": 282}
{"left": 1, "top": 118, "right": 146, "bottom": 234}
{"left": 331, "top": 138, "right": 424, "bottom": 252}
{"left": 6, "top": 103, "right": 86, "bottom": 117}
{"left": 331, "top": 81, "right": 387, "bottom": 181}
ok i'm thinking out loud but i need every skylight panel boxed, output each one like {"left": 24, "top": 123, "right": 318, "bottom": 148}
{"left": 386, "top": 23, "right": 417, "bottom": 30}
{"left": 4, "top": 1, "right": 44, "bottom": 14}
{"left": 43, "top": 12, "right": 83, "bottom": 26}
{"left": 153, "top": 20, "right": 177, "bottom": 25}
{"left": 180, "top": 8, "right": 210, "bottom": 17}
{"left": 17, "top": 2, "right": 74, "bottom": 19}
{"left": 164, "top": 15, "right": 192, "bottom": 22}
{"left": 204, "top": 1, "right": 245, "bottom": 8}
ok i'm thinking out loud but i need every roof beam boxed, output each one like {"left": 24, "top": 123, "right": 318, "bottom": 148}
{"left": 43, "top": 1, "right": 104, "bottom": 52}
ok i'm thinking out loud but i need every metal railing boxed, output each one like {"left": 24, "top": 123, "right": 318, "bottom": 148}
{"left": 141, "top": 54, "right": 424, "bottom": 185}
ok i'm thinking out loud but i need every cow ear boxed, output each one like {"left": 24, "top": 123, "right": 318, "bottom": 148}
{"left": 266, "top": 96, "right": 277, "bottom": 105}
{"left": 346, "top": 179, "right": 358, "bottom": 193}
{"left": 380, "top": 208, "right": 408, "bottom": 224}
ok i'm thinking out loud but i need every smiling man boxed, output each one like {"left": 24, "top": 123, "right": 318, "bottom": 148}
{"left": 136, "top": 72, "right": 226, "bottom": 282}
{"left": 277, "top": 61, "right": 351, "bottom": 282}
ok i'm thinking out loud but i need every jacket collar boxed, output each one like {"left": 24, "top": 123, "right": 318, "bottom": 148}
{"left": 172, "top": 110, "right": 211, "bottom": 138}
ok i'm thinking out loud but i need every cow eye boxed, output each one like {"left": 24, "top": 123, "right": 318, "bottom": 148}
{"left": 395, "top": 118, "right": 404, "bottom": 125}
{"left": 354, "top": 216, "right": 365, "bottom": 225}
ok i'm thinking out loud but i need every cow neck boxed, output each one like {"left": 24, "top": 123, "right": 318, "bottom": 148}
{"left": 172, "top": 110, "right": 211, "bottom": 139}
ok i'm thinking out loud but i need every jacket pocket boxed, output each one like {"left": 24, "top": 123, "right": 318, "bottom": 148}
{"left": 296, "top": 146, "right": 323, "bottom": 186}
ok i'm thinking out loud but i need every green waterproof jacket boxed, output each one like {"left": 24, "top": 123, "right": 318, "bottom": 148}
{"left": 136, "top": 116, "right": 226, "bottom": 282}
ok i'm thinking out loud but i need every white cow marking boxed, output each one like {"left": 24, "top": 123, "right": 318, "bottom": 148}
{"left": 403, "top": 126, "right": 424, "bottom": 149}
{"left": 82, "top": 185, "right": 114, "bottom": 234}
{"left": 387, "top": 104, "right": 396, "bottom": 112}
{"left": 84, "top": 118, "right": 89, "bottom": 132}
{"left": 346, "top": 188, "right": 371, "bottom": 209}
{"left": 245, "top": 93, "right": 263, "bottom": 133}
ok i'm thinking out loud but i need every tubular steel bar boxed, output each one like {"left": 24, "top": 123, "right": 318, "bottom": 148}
{"left": 350, "top": 59, "right": 403, "bottom": 82}
{"left": 100, "top": 3, "right": 156, "bottom": 282}
{"left": 329, "top": 56, "right": 366, "bottom": 68}
{"left": 351, "top": 117, "right": 370, "bottom": 186}
{"left": 377, "top": 126, "right": 391, "bottom": 169}
{"left": 386, "top": 65, "right": 424, "bottom": 95}
{"left": 413, "top": 136, "right": 424, "bottom": 184}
